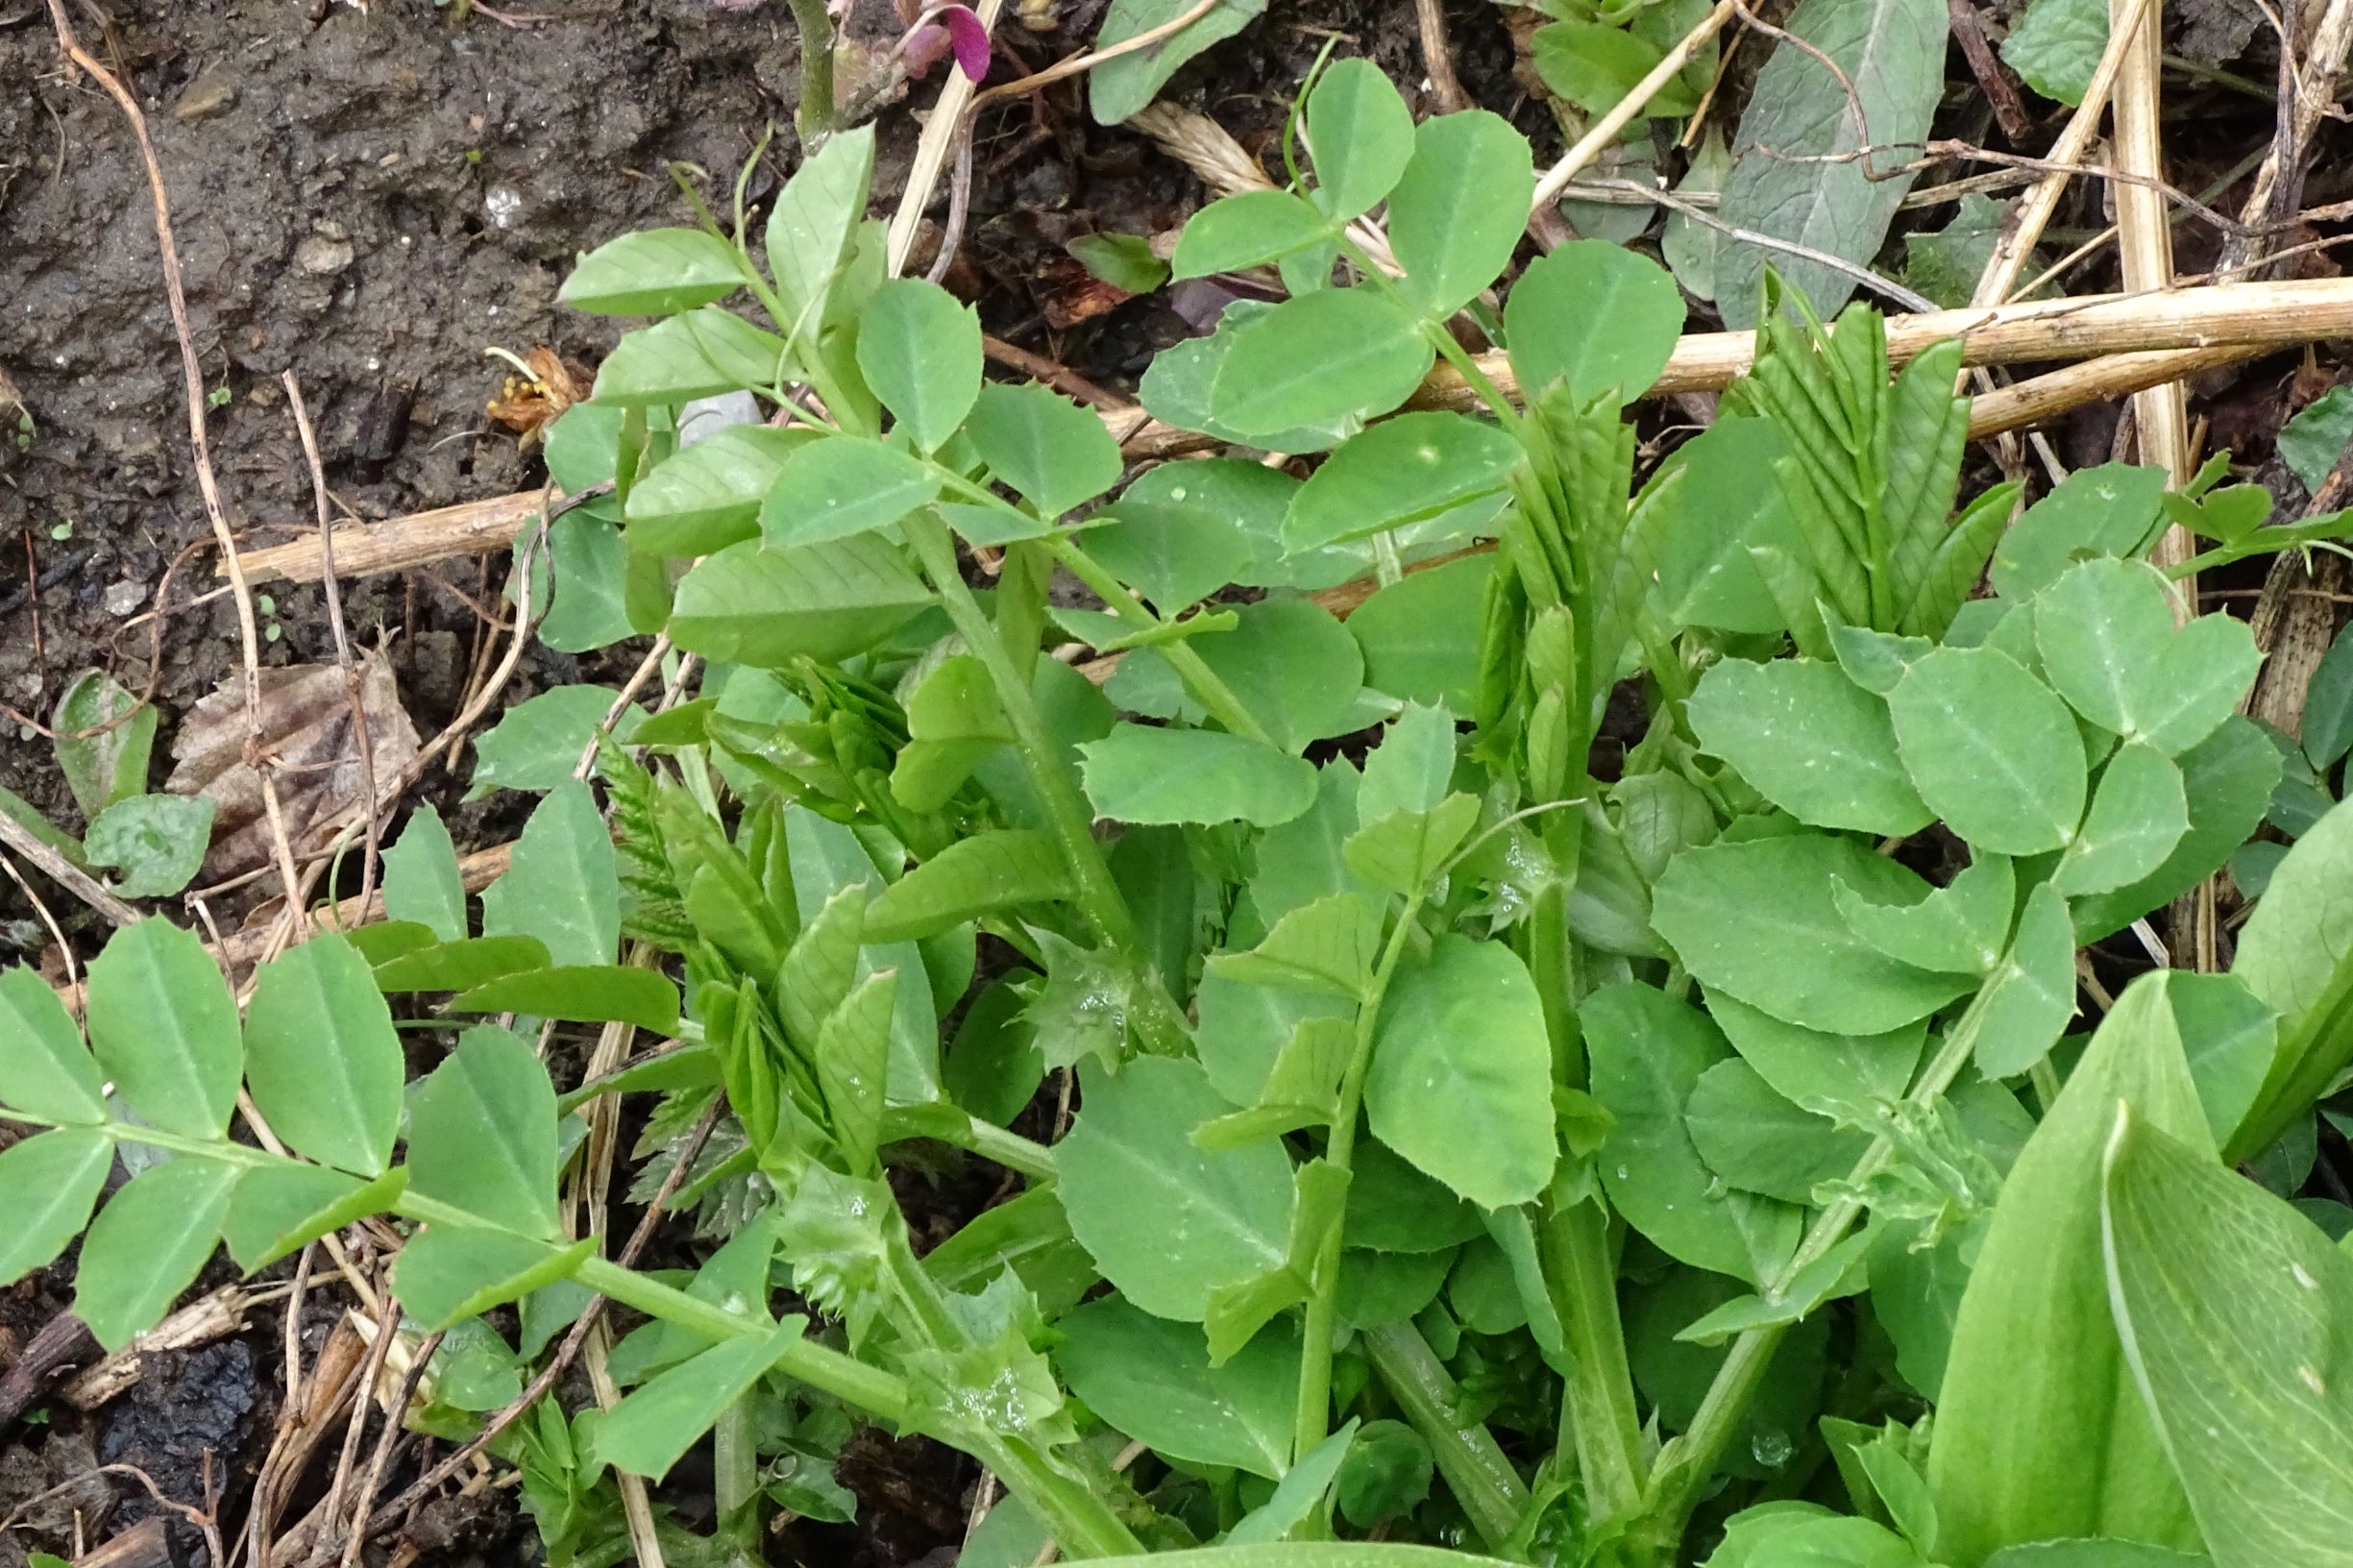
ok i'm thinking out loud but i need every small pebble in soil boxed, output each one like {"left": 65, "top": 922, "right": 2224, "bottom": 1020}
{"left": 103, "top": 580, "right": 146, "bottom": 618}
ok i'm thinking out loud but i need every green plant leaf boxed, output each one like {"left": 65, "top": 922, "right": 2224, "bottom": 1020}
{"left": 1058, "top": 1056, "right": 1295, "bottom": 1320}
{"left": 592, "top": 308, "right": 796, "bottom": 405}
{"left": 1646, "top": 416, "right": 1801, "bottom": 636}
{"left": 593, "top": 1317, "right": 807, "bottom": 1480}
{"left": 1084, "top": 505, "right": 1258, "bottom": 615}
{"left": 452, "top": 966, "right": 683, "bottom": 1034}
{"left": 2228, "top": 796, "right": 2353, "bottom": 1161}
{"left": 1988, "top": 463, "right": 2169, "bottom": 600}
{"left": 535, "top": 512, "right": 633, "bottom": 654}
{"left": 1389, "top": 110, "right": 1534, "bottom": 317}
{"left": 0, "top": 1129, "right": 113, "bottom": 1286}
{"left": 1228, "top": 1420, "right": 1359, "bottom": 1545}
{"left": 624, "top": 425, "right": 813, "bottom": 557}
{"left": 2071, "top": 716, "right": 2280, "bottom": 944}
{"left": 2280, "top": 383, "right": 2353, "bottom": 495}
{"left": 466, "top": 685, "right": 640, "bottom": 801}
{"left": 1208, "top": 288, "right": 1434, "bottom": 438}
{"left": 405, "top": 1024, "right": 562, "bottom": 1239}
{"left": 1356, "top": 702, "right": 1457, "bottom": 823}
{"left": 855, "top": 279, "right": 980, "bottom": 454}
{"left": 2035, "top": 559, "right": 2260, "bottom": 757}
{"left": 382, "top": 803, "right": 467, "bottom": 943}
{"left": 1363, "top": 935, "right": 1556, "bottom": 1210}
{"left": 1688, "top": 658, "right": 1931, "bottom": 836}
{"left": 1080, "top": 724, "right": 1317, "bottom": 827}
{"left": 759, "top": 435, "right": 943, "bottom": 550}
{"left": 1925, "top": 972, "right": 2211, "bottom": 1564}
{"left": 1307, "top": 59, "right": 1415, "bottom": 219}
{"left": 245, "top": 933, "right": 404, "bottom": 1176}
{"left": 0, "top": 967, "right": 108, "bottom": 1124}
{"left": 2053, "top": 743, "right": 2189, "bottom": 897}
{"left": 223, "top": 1164, "right": 405, "bottom": 1272}
{"left": 82, "top": 794, "right": 210, "bottom": 897}
{"left": 1190, "top": 597, "right": 1366, "bottom": 753}
{"left": 2101, "top": 1107, "right": 2353, "bottom": 1568}
{"left": 1972, "top": 881, "right": 2079, "bottom": 1079}
{"left": 372, "top": 935, "right": 551, "bottom": 992}
{"left": 1344, "top": 794, "right": 1480, "bottom": 898}
{"left": 559, "top": 227, "right": 744, "bottom": 315}
{"left": 1171, "top": 189, "right": 1336, "bottom": 279}
{"left": 765, "top": 124, "right": 874, "bottom": 328}
{"left": 2301, "top": 622, "right": 2353, "bottom": 772}
{"left": 1713, "top": 0, "right": 1944, "bottom": 324}
{"left": 1055, "top": 1295, "right": 1297, "bottom": 1477}
{"left": 53, "top": 669, "right": 158, "bottom": 821}
{"left": 1832, "top": 851, "right": 2014, "bottom": 976}
{"left": 669, "top": 534, "right": 934, "bottom": 667}
{"left": 395, "top": 1226, "right": 595, "bottom": 1330}
{"left": 1704, "top": 989, "right": 1927, "bottom": 1121}
{"left": 1349, "top": 554, "right": 1492, "bottom": 716}
{"left": 1284, "top": 413, "right": 1520, "bottom": 554}
{"left": 1503, "top": 239, "right": 1688, "bottom": 407}
{"left": 75, "top": 1155, "right": 240, "bottom": 1350}
{"left": 1089, "top": 0, "right": 1269, "bottom": 124}
{"left": 785, "top": 806, "right": 943, "bottom": 1105}
{"left": 2001, "top": 0, "right": 2105, "bottom": 104}
{"left": 966, "top": 381, "right": 1123, "bottom": 520}
{"left": 481, "top": 780, "right": 619, "bottom": 969}
{"left": 1586, "top": 984, "right": 1803, "bottom": 1286}
{"left": 1653, "top": 835, "right": 1973, "bottom": 1034}
{"left": 1686, "top": 1059, "right": 1869, "bottom": 1204}
{"left": 1889, "top": 647, "right": 2087, "bottom": 855}
{"left": 1068, "top": 232, "right": 1170, "bottom": 293}
{"left": 1531, "top": 19, "right": 1697, "bottom": 117}
{"left": 1674, "top": 1233, "right": 1873, "bottom": 1348}
{"left": 893, "top": 654, "right": 1015, "bottom": 812}
{"left": 1904, "top": 193, "right": 2024, "bottom": 307}
{"left": 85, "top": 917, "right": 242, "bottom": 1139}
{"left": 864, "top": 831, "right": 1073, "bottom": 943}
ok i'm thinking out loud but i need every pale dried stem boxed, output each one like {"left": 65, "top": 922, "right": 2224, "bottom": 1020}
{"left": 886, "top": 0, "right": 1008, "bottom": 276}
{"left": 2110, "top": 0, "right": 2192, "bottom": 493}
{"left": 0, "top": 810, "right": 139, "bottom": 926}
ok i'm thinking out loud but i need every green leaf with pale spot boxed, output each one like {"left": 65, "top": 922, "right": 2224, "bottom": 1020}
{"left": 1284, "top": 413, "right": 1520, "bottom": 553}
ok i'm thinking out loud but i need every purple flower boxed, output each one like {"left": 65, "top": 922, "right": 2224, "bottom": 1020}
{"left": 907, "top": 3, "right": 992, "bottom": 82}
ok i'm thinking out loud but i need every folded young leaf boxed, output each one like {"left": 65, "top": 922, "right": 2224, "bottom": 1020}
{"left": 558, "top": 227, "right": 743, "bottom": 316}
{"left": 764, "top": 124, "right": 871, "bottom": 331}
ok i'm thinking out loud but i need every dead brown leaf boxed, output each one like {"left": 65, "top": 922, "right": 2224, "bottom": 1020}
{"left": 166, "top": 650, "right": 420, "bottom": 879}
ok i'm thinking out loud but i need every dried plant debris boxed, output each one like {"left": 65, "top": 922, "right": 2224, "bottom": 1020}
{"left": 165, "top": 651, "right": 420, "bottom": 877}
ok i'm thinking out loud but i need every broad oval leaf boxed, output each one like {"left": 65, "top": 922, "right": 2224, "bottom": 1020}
{"left": 75, "top": 1155, "right": 241, "bottom": 1351}
{"left": 669, "top": 535, "right": 934, "bottom": 668}
{"left": 1889, "top": 647, "right": 2087, "bottom": 855}
{"left": 967, "top": 380, "right": 1123, "bottom": 519}
{"left": 2032, "top": 558, "right": 2174, "bottom": 737}
{"left": 765, "top": 124, "right": 874, "bottom": 327}
{"left": 1058, "top": 1056, "right": 1296, "bottom": 1320}
{"left": 1055, "top": 1295, "right": 1298, "bottom": 1478}
{"left": 1171, "top": 189, "right": 1336, "bottom": 280}
{"left": 855, "top": 280, "right": 981, "bottom": 453}
{"left": 1209, "top": 288, "right": 1434, "bottom": 439}
{"left": 85, "top": 917, "right": 242, "bottom": 1139}
{"left": 1971, "top": 881, "right": 2079, "bottom": 1079}
{"left": 0, "top": 967, "right": 108, "bottom": 1124}
{"left": 1388, "top": 110, "right": 1535, "bottom": 317}
{"left": 1833, "top": 851, "right": 2014, "bottom": 976}
{"left": 760, "top": 435, "right": 943, "bottom": 550}
{"left": 1307, "top": 60, "right": 1415, "bottom": 220}
{"left": 1685, "top": 1058, "right": 1869, "bottom": 1205}
{"left": 1364, "top": 935, "right": 1557, "bottom": 1210}
{"left": 1586, "top": 984, "right": 1803, "bottom": 1285}
{"left": 481, "top": 781, "right": 619, "bottom": 970}
{"left": 0, "top": 1129, "right": 113, "bottom": 1287}
{"left": 2053, "top": 743, "right": 2189, "bottom": 897}
{"left": 1349, "top": 553, "right": 1493, "bottom": 716}
{"left": 1688, "top": 658, "right": 1931, "bottom": 836}
{"left": 624, "top": 425, "right": 814, "bottom": 558}
{"left": 85, "top": 795, "right": 211, "bottom": 897}
{"left": 864, "top": 830, "right": 1073, "bottom": 943}
{"left": 1503, "top": 240, "right": 1686, "bottom": 407}
{"left": 381, "top": 803, "right": 468, "bottom": 943}
{"left": 1191, "top": 597, "right": 1367, "bottom": 754}
{"left": 245, "top": 933, "right": 405, "bottom": 1176}
{"left": 1284, "top": 413, "right": 1521, "bottom": 554}
{"left": 559, "top": 227, "right": 744, "bottom": 316}
{"left": 405, "top": 1024, "right": 563, "bottom": 1239}
{"left": 1652, "top": 835, "right": 1974, "bottom": 1035}
{"left": 1704, "top": 989, "right": 1927, "bottom": 1120}
{"left": 1079, "top": 725, "right": 1318, "bottom": 827}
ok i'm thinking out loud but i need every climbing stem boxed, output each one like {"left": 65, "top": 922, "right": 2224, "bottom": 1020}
{"left": 1362, "top": 1322, "right": 1531, "bottom": 1549}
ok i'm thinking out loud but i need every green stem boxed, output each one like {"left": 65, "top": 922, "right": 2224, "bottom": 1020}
{"left": 1362, "top": 1323, "right": 1530, "bottom": 1550}
{"left": 1294, "top": 892, "right": 1425, "bottom": 1463}
{"left": 784, "top": 0, "right": 840, "bottom": 136}
{"left": 1042, "top": 535, "right": 1279, "bottom": 750}
{"left": 1542, "top": 1188, "right": 1644, "bottom": 1526}
{"left": 1643, "top": 982, "right": 1996, "bottom": 1539}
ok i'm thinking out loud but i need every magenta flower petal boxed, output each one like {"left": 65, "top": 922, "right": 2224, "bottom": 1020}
{"left": 939, "top": 4, "right": 992, "bottom": 82}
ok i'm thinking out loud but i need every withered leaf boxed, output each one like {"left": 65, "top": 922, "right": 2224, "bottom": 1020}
{"left": 166, "top": 651, "right": 421, "bottom": 879}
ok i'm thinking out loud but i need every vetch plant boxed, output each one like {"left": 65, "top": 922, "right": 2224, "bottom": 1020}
{"left": 12, "top": 56, "right": 2353, "bottom": 1568}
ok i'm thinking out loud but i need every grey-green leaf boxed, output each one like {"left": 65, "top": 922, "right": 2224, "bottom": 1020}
{"left": 1283, "top": 413, "right": 1520, "bottom": 554}
{"left": 1055, "top": 1296, "right": 1297, "bottom": 1478}
{"left": 1079, "top": 725, "right": 1317, "bottom": 828}
{"left": 1503, "top": 240, "right": 1686, "bottom": 407}
{"left": 1889, "top": 647, "right": 2088, "bottom": 855}
{"left": 1704, "top": 989, "right": 1927, "bottom": 1121}
{"left": 1058, "top": 1057, "right": 1295, "bottom": 1320}
{"left": 75, "top": 1156, "right": 240, "bottom": 1351}
{"left": 855, "top": 280, "right": 981, "bottom": 454}
{"left": 84, "top": 795, "right": 212, "bottom": 897}
{"left": 382, "top": 803, "right": 468, "bottom": 943}
{"left": 760, "top": 435, "right": 943, "bottom": 549}
{"left": 2054, "top": 743, "right": 2189, "bottom": 897}
{"left": 1714, "top": 0, "right": 1945, "bottom": 324}
{"left": 669, "top": 534, "right": 934, "bottom": 668}
{"left": 85, "top": 917, "right": 242, "bottom": 1139}
{"left": 1972, "top": 881, "right": 2079, "bottom": 1079}
{"left": 404, "top": 1024, "right": 562, "bottom": 1239}
{"left": 1832, "top": 851, "right": 2014, "bottom": 976}
{"left": 967, "top": 380, "right": 1123, "bottom": 518}
{"left": 1388, "top": 111, "right": 1534, "bottom": 317}
{"left": 1364, "top": 935, "right": 1556, "bottom": 1210}
{"left": 1685, "top": 1058, "right": 1869, "bottom": 1204}
{"left": 1688, "top": 658, "right": 1931, "bottom": 836}
{"left": 480, "top": 780, "right": 619, "bottom": 969}
{"left": 0, "top": 1130, "right": 113, "bottom": 1286}
{"left": 1307, "top": 59, "right": 1414, "bottom": 220}
{"left": 1208, "top": 288, "right": 1434, "bottom": 438}
{"left": 244, "top": 933, "right": 404, "bottom": 1177}
{"left": 558, "top": 228, "right": 744, "bottom": 316}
